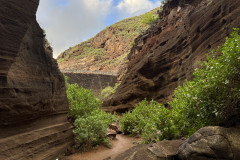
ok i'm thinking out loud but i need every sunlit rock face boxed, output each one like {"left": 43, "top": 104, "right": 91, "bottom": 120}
{"left": 103, "top": 0, "right": 240, "bottom": 112}
{"left": 0, "top": 1, "right": 73, "bottom": 159}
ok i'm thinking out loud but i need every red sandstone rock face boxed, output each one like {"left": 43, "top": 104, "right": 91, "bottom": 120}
{"left": 0, "top": 1, "right": 73, "bottom": 159}
{"left": 103, "top": 0, "right": 240, "bottom": 111}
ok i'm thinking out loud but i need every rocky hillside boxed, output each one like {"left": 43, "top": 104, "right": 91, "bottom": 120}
{"left": 103, "top": 0, "right": 240, "bottom": 111}
{"left": 57, "top": 8, "right": 159, "bottom": 77}
{"left": 0, "top": 1, "right": 73, "bottom": 159}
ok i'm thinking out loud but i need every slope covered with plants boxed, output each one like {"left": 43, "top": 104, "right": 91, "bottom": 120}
{"left": 57, "top": 8, "right": 160, "bottom": 76}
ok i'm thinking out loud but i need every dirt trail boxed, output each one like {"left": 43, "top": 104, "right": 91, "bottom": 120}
{"left": 64, "top": 134, "right": 140, "bottom": 160}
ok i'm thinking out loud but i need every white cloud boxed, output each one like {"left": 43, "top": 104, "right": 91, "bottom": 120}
{"left": 36, "top": 0, "right": 161, "bottom": 58}
{"left": 117, "top": 0, "right": 161, "bottom": 17}
{"left": 37, "top": 0, "right": 112, "bottom": 58}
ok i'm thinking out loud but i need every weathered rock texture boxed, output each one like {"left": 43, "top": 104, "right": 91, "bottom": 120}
{"left": 114, "top": 139, "right": 184, "bottom": 160}
{"left": 0, "top": 1, "right": 73, "bottom": 159}
{"left": 64, "top": 72, "right": 117, "bottom": 95}
{"left": 103, "top": 0, "right": 240, "bottom": 111}
{"left": 178, "top": 126, "right": 240, "bottom": 160}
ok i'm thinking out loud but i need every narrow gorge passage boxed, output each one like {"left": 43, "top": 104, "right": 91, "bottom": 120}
{"left": 64, "top": 134, "right": 140, "bottom": 160}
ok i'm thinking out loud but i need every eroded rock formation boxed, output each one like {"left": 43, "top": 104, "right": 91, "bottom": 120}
{"left": 178, "top": 126, "right": 240, "bottom": 160}
{"left": 103, "top": 0, "right": 240, "bottom": 111}
{"left": 0, "top": 1, "right": 73, "bottom": 159}
{"left": 114, "top": 139, "right": 184, "bottom": 160}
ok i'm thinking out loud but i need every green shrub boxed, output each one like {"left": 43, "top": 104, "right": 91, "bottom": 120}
{"left": 65, "top": 77, "right": 102, "bottom": 119}
{"left": 141, "top": 12, "right": 159, "bottom": 25}
{"left": 170, "top": 28, "right": 240, "bottom": 135}
{"left": 121, "top": 28, "right": 240, "bottom": 142}
{"left": 121, "top": 99, "right": 179, "bottom": 143}
{"left": 73, "top": 110, "right": 112, "bottom": 149}
{"left": 65, "top": 76, "right": 119, "bottom": 149}
{"left": 99, "top": 83, "right": 120, "bottom": 100}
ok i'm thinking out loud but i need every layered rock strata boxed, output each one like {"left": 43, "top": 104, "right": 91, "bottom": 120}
{"left": 0, "top": 1, "right": 73, "bottom": 159}
{"left": 103, "top": 0, "right": 240, "bottom": 111}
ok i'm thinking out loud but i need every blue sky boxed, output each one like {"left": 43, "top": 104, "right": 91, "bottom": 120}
{"left": 37, "top": 0, "right": 163, "bottom": 58}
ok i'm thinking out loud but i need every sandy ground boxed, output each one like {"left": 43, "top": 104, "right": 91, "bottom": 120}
{"left": 64, "top": 134, "right": 140, "bottom": 160}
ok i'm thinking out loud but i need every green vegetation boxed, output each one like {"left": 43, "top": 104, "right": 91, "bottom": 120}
{"left": 65, "top": 76, "right": 119, "bottom": 150}
{"left": 121, "top": 99, "right": 177, "bottom": 144}
{"left": 57, "top": 58, "right": 66, "bottom": 63}
{"left": 111, "top": 8, "right": 159, "bottom": 39}
{"left": 130, "top": 40, "right": 135, "bottom": 47}
{"left": 121, "top": 29, "right": 240, "bottom": 143}
{"left": 141, "top": 12, "right": 159, "bottom": 25}
{"left": 170, "top": 28, "right": 240, "bottom": 135}
{"left": 99, "top": 83, "right": 120, "bottom": 100}
{"left": 75, "top": 45, "right": 104, "bottom": 60}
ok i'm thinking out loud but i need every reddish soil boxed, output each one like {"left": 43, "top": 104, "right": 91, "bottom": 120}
{"left": 64, "top": 134, "right": 141, "bottom": 160}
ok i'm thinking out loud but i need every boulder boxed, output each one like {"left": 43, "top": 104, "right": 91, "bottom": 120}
{"left": 148, "top": 139, "right": 184, "bottom": 159}
{"left": 109, "top": 122, "right": 122, "bottom": 134}
{"left": 178, "top": 126, "right": 240, "bottom": 160}
{"left": 114, "top": 139, "right": 184, "bottom": 160}
{"left": 107, "top": 128, "right": 117, "bottom": 139}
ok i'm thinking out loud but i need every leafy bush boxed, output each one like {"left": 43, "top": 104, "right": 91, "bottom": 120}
{"left": 73, "top": 110, "right": 112, "bottom": 149}
{"left": 99, "top": 83, "right": 120, "bottom": 100}
{"left": 170, "top": 28, "right": 240, "bottom": 135}
{"left": 121, "top": 99, "right": 178, "bottom": 143}
{"left": 141, "top": 12, "right": 159, "bottom": 25}
{"left": 65, "top": 77, "right": 102, "bottom": 119}
{"left": 121, "top": 29, "right": 240, "bottom": 142}
{"left": 65, "top": 76, "right": 119, "bottom": 149}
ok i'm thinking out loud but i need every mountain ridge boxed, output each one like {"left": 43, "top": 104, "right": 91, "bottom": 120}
{"left": 57, "top": 8, "right": 160, "bottom": 78}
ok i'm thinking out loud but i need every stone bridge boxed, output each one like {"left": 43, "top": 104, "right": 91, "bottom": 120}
{"left": 62, "top": 70, "right": 118, "bottom": 95}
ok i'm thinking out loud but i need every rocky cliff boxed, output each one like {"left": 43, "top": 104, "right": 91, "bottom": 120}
{"left": 0, "top": 1, "right": 73, "bottom": 159}
{"left": 103, "top": 0, "right": 240, "bottom": 111}
{"left": 57, "top": 8, "right": 159, "bottom": 78}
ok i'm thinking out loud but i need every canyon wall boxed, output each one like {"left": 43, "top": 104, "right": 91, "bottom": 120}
{"left": 0, "top": 1, "right": 73, "bottom": 159}
{"left": 103, "top": 0, "right": 240, "bottom": 111}
{"left": 64, "top": 72, "right": 117, "bottom": 95}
